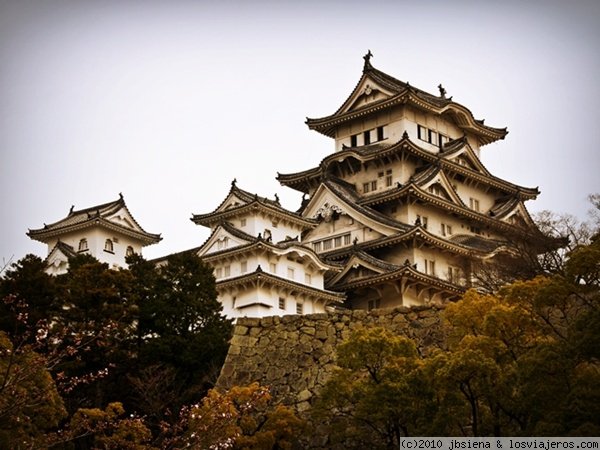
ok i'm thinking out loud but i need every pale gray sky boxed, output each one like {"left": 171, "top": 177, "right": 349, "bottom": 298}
{"left": 1, "top": 0, "right": 599, "bottom": 263}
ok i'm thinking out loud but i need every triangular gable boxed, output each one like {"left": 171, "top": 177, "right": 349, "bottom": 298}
{"left": 215, "top": 192, "right": 250, "bottom": 214}
{"left": 302, "top": 184, "right": 403, "bottom": 237}
{"left": 342, "top": 76, "right": 397, "bottom": 114}
{"left": 106, "top": 206, "right": 143, "bottom": 233}
{"left": 198, "top": 225, "right": 254, "bottom": 256}
{"left": 445, "top": 143, "right": 491, "bottom": 176}
{"left": 502, "top": 201, "right": 536, "bottom": 228}
{"left": 328, "top": 252, "right": 397, "bottom": 286}
{"left": 419, "top": 168, "right": 466, "bottom": 207}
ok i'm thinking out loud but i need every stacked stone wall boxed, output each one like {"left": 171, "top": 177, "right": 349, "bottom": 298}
{"left": 216, "top": 305, "right": 447, "bottom": 414}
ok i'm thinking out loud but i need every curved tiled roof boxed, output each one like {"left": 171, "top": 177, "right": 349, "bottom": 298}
{"left": 278, "top": 136, "right": 539, "bottom": 200}
{"left": 305, "top": 59, "right": 507, "bottom": 145}
{"left": 318, "top": 177, "right": 412, "bottom": 232}
{"left": 216, "top": 268, "right": 345, "bottom": 303}
{"left": 330, "top": 261, "right": 464, "bottom": 297}
{"left": 28, "top": 195, "right": 161, "bottom": 245}
{"left": 199, "top": 222, "right": 342, "bottom": 271}
{"left": 191, "top": 181, "right": 316, "bottom": 228}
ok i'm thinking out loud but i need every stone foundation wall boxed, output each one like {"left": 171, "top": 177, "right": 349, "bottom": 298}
{"left": 216, "top": 305, "right": 447, "bottom": 414}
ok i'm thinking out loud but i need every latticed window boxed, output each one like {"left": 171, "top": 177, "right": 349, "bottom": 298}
{"left": 78, "top": 238, "right": 88, "bottom": 252}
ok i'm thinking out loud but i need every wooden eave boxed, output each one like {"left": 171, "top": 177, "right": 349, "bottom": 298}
{"left": 322, "top": 226, "right": 506, "bottom": 261}
{"left": 191, "top": 200, "right": 317, "bottom": 229}
{"left": 278, "top": 137, "right": 538, "bottom": 199}
{"left": 202, "top": 239, "right": 342, "bottom": 272}
{"left": 330, "top": 263, "right": 464, "bottom": 297}
{"left": 27, "top": 217, "right": 162, "bottom": 246}
{"left": 306, "top": 90, "right": 507, "bottom": 146}
{"left": 216, "top": 269, "right": 345, "bottom": 303}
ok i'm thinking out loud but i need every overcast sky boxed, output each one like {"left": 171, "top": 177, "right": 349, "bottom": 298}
{"left": 1, "top": 0, "right": 599, "bottom": 264}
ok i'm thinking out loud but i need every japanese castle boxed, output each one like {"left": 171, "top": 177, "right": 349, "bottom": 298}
{"left": 29, "top": 53, "right": 544, "bottom": 318}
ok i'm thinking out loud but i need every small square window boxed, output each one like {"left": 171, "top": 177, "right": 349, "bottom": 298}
{"left": 279, "top": 297, "right": 285, "bottom": 310}
{"left": 296, "top": 302, "right": 303, "bottom": 314}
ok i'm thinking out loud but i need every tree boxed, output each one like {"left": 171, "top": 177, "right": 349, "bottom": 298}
{"left": 0, "top": 331, "right": 67, "bottom": 449}
{"left": 184, "top": 383, "right": 304, "bottom": 450}
{"left": 314, "top": 328, "right": 438, "bottom": 448}
{"left": 126, "top": 252, "right": 233, "bottom": 432}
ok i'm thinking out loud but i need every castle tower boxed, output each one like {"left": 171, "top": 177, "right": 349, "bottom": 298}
{"left": 28, "top": 194, "right": 161, "bottom": 275}
{"left": 190, "top": 180, "right": 344, "bottom": 318}
{"left": 278, "top": 52, "right": 544, "bottom": 309}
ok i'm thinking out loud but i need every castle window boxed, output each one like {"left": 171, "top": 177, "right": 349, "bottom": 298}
{"left": 441, "top": 224, "right": 453, "bottom": 236}
{"left": 371, "top": 180, "right": 377, "bottom": 191}
{"left": 448, "top": 266, "right": 460, "bottom": 284}
{"left": 469, "top": 198, "right": 480, "bottom": 212}
{"left": 363, "top": 182, "right": 370, "bottom": 193}
{"left": 232, "top": 296, "right": 236, "bottom": 308}
{"left": 386, "top": 169, "right": 392, "bottom": 187}
{"left": 350, "top": 134, "right": 358, "bottom": 147}
{"left": 78, "top": 238, "right": 88, "bottom": 252}
{"left": 344, "top": 234, "right": 351, "bottom": 245}
{"left": 241, "top": 261, "right": 247, "bottom": 273}
{"left": 241, "top": 218, "right": 247, "bottom": 227}
{"left": 363, "top": 130, "right": 371, "bottom": 145}
{"left": 416, "top": 215, "right": 428, "bottom": 229}
{"left": 287, "top": 267, "right": 295, "bottom": 279}
{"left": 424, "top": 260, "right": 436, "bottom": 276}
{"left": 279, "top": 298, "right": 286, "bottom": 310}
{"left": 439, "top": 133, "right": 449, "bottom": 147}
{"left": 334, "top": 236, "right": 342, "bottom": 248}
{"left": 215, "top": 267, "right": 222, "bottom": 278}
{"left": 224, "top": 265, "right": 231, "bottom": 277}
{"left": 429, "top": 130, "right": 438, "bottom": 146}
{"left": 323, "top": 239, "right": 332, "bottom": 250}
{"left": 296, "top": 302, "right": 303, "bottom": 314}
{"left": 126, "top": 246, "right": 134, "bottom": 257}
{"left": 377, "top": 126, "right": 385, "bottom": 141}
{"left": 313, "top": 241, "right": 322, "bottom": 252}
{"left": 418, "top": 125, "right": 427, "bottom": 141}
{"left": 305, "top": 273, "right": 312, "bottom": 285}
{"left": 378, "top": 171, "right": 384, "bottom": 178}
{"left": 104, "top": 239, "right": 114, "bottom": 253}
{"left": 270, "top": 262, "right": 277, "bottom": 273}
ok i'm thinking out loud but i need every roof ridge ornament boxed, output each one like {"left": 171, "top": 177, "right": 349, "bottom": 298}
{"left": 438, "top": 84, "right": 447, "bottom": 99}
{"left": 119, "top": 192, "right": 123, "bottom": 200}
{"left": 69, "top": 205, "right": 74, "bottom": 215}
{"left": 362, "top": 49, "right": 373, "bottom": 72}
{"left": 231, "top": 178, "right": 237, "bottom": 187}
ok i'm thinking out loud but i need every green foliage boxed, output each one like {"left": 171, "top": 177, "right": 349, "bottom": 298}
{"left": 0, "top": 251, "right": 233, "bottom": 447}
{"left": 315, "top": 328, "right": 437, "bottom": 447}
{"left": 317, "top": 236, "right": 600, "bottom": 441}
